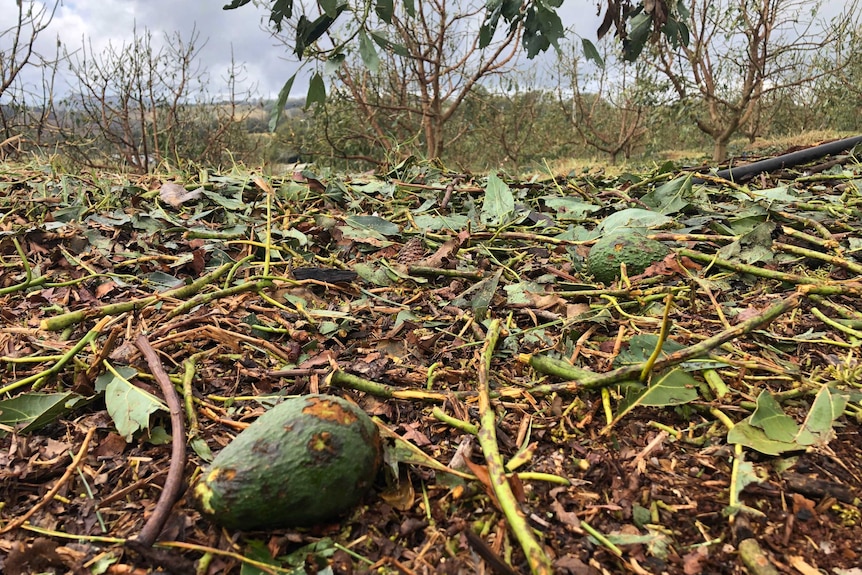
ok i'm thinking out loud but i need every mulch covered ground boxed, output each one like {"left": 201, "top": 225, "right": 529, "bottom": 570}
{"left": 1, "top": 156, "right": 861, "bottom": 574}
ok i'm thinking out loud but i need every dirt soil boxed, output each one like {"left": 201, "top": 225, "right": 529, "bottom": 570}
{"left": 1, "top": 154, "right": 861, "bottom": 575}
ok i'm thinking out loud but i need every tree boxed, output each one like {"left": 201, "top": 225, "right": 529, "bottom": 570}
{"left": 0, "top": 0, "right": 59, "bottom": 154}
{"left": 653, "top": 0, "right": 857, "bottom": 161}
{"left": 556, "top": 39, "right": 666, "bottom": 163}
{"left": 226, "top": 0, "right": 689, "bottom": 127}
{"left": 304, "top": 0, "right": 522, "bottom": 162}
{"left": 814, "top": 24, "right": 862, "bottom": 132}
{"left": 466, "top": 80, "right": 562, "bottom": 168}
{"left": 61, "top": 28, "right": 258, "bottom": 172}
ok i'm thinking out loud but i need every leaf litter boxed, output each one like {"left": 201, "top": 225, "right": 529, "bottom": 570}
{"left": 0, "top": 156, "right": 861, "bottom": 574}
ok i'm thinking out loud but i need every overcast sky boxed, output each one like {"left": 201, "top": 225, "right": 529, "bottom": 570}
{"left": 0, "top": 0, "right": 847, "bottom": 102}
{"left": 1, "top": 0, "right": 599, "bottom": 100}
{"left": 3, "top": 0, "right": 299, "bottom": 99}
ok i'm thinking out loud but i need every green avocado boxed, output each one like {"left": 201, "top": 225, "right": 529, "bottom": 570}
{"left": 586, "top": 231, "right": 671, "bottom": 284}
{"left": 193, "top": 394, "right": 382, "bottom": 530}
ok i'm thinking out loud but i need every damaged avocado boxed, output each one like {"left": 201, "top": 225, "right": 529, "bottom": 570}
{"left": 586, "top": 230, "right": 671, "bottom": 284}
{"left": 193, "top": 394, "right": 382, "bottom": 530}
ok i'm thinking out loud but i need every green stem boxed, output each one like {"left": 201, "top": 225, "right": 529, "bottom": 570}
{"left": 0, "top": 317, "right": 110, "bottom": 395}
{"left": 677, "top": 248, "right": 815, "bottom": 284}
{"left": 432, "top": 407, "right": 478, "bottom": 435}
{"left": 526, "top": 293, "right": 801, "bottom": 395}
{"left": 476, "top": 319, "right": 553, "bottom": 575}
{"left": 41, "top": 261, "right": 235, "bottom": 331}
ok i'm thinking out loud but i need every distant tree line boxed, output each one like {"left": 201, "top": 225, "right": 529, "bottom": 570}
{"left": 0, "top": 0, "right": 861, "bottom": 172}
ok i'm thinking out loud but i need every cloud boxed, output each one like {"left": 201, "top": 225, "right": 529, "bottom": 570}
{"left": 1, "top": 0, "right": 301, "bottom": 99}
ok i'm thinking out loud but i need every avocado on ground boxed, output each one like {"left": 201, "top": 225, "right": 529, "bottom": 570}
{"left": 194, "top": 394, "right": 382, "bottom": 530}
{"left": 586, "top": 231, "right": 671, "bottom": 284}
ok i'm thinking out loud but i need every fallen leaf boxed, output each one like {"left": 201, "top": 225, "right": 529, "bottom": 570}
{"left": 159, "top": 181, "right": 202, "bottom": 207}
{"left": 683, "top": 547, "right": 708, "bottom": 575}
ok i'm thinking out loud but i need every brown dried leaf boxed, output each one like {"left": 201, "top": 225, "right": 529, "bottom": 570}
{"left": 159, "top": 181, "right": 202, "bottom": 207}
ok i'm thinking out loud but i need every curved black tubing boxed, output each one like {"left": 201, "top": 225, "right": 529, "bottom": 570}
{"left": 693, "top": 134, "right": 862, "bottom": 183}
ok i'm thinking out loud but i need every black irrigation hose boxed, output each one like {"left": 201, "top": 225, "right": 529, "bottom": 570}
{"left": 693, "top": 134, "right": 862, "bottom": 184}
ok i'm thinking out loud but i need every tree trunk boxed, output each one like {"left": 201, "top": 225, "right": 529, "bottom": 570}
{"left": 713, "top": 139, "right": 729, "bottom": 163}
{"left": 423, "top": 114, "right": 444, "bottom": 160}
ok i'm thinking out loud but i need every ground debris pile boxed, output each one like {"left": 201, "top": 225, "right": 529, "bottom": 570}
{"left": 0, "top": 159, "right": 861, "bottom": 574}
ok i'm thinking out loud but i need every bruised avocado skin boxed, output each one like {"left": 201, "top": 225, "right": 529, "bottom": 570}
{"left": 194, "top": 394, "right": 382, "bottom": 530}
{"left": 587, "top": 231, "right": 671, "bottom": 284}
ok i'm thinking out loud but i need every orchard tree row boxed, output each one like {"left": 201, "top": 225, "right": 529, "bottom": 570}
{"left": 1, "top": 0, "right": 861, "bottom": 172}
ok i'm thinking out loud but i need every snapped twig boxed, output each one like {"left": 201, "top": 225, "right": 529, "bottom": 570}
{"left": 524, "top": 292, "right": 802, "bottom": 395}
{"left": 40, "top": 261, "right": 235, "bottom": 331}
{"left": 0, "top": 316, "right": 112, "bottom": 395}
{"left": 475, "top": 319, "right": 553, "bottom": 575}
{"left": 133, "top": 334, "right": 186, "bottom": 548}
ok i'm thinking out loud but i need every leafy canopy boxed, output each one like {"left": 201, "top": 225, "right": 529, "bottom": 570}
{"left": 224, "top": 0, "right": 688, "bottom": 126}
{"left": 226, "top": 0, "right": 686, "bottom": 60}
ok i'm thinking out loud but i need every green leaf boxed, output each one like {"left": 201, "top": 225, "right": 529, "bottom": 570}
{"left": 613, "top": 334, "right": 687, "bottom": 366}
{"left": 597, "top": 208, "right": 672, "bottom": 234}
{"left": 662, "top": 19, "right": 687, "bottom": 48}
{"left": 677, "top": 21, "right": 690, "bottom": 46}
{"left": 324, "top": 52, "right": 346, "bottom": 75}
{"left": 623, "top": 12, "right": 652, "bottom": 61}
{"left": 240, "top": 540, "right": 278, "bottom": 575}
{"left": 727, "top": 421, "right": 796, "bottom": 456}
{"left": 370, "top": 30, "right": 408, "bottom": 56}
{"left": 796, "top": 385, "right": 848, "bottom": 447}
{"left": 338, "top": 219, "right": 393, "bottom": 246}
{"left": 145, "top": 425, "right": 171, "bottom": 445}
{"left": 718, "top": 221, "right": 775, "bottom": 265}
{"left": 101, "top": 366, "right": 168, "bottom": 441}
{"left": 480, "top": 173, "right": 515, "bottom": 226}
{"left": 191, "top": 436, "right": 214, "bottom": 462}
{"left": 222, "top": 0, "right": 252, "bottom": 9}
{"left": 541, "top": 196, "right": 600, "bottom": 219}
{"left": 306, "top": 72, "right": 327, "bottom": 108}
{"left": 376, "top": 416, "right": 472, "bottom": 483}
{"left": 353, "top": 262, "right": 392, "bottom": 286}
{"left": 269, "top": 73, "right": 296, "bottom": 132}
{"left": 479, "top": 0, "right": 505, "bottom": 49}
{"left": 608, "top": 368, "right": 699, "bottom": 429}
{"left": 202, "top": 188, "right": 246, "bottom": 210}
{"left": 633, "top": 369, "right": 699, "bottom": 407}
{"left": 451, "top": 269, "right": 502, "bottom": 321}
{"left": 402, "top": 0, "right": 415, "bottom": 17}
{"left": 358, "top": 29, "right": 380, "bottom": 74}
{"left": 749, "top": 186, "right": 799, "bottom": 206}
{"left": 145, "top": 271, "right": 184, "bottom": 291}
{"left": 345, "top": 214, "right": 400, "bottom": 236}
{"left": 728, "top": 386, "right": 848, "bottom": 455}
{"left": 640, "top": 174, "right": 693, "bottom": 215}
{"left": 268, "top": 0, "right": 294, "bottom": 31}
{"left": 351, "top": 180, "right": 396, "bottom": 198}
{"left": 95, "top": 366, "right": 137, "bottom": 393}
{"left": 275, "top": 537, "right": 338, "bottom": 567}
{"left": 412, "top": 213, "right": 470, "bottom": 231}
{"left": 724, "top": 457, "right": 765, "bottom": 517}
{"left": 319, "top": 0, "right": 342, "bottom": 18}
{"left": 504, "top": 281, "right": 544, "bottom": 305}
{"left": 581, "top": 38, "right": 604, "bottom": 68}
{"left": 748, "top": 391, "right": 799, "bottom": 442}
{"left": 0, "top": 392, "right": 87, "bottom": 434}
{"left": 280, "top": 226, "right": 309, "bottom": 247}
{"left": 375, "top": 0, "right": 394, "bottom": 23}
{"left": 523, "top": 4, "right": 564, "bottom": 58}
{"left": 296, "top": 12, "right": 338, "bottom": 56}
{"left": 383, "top": 155, "right": 415, "bottom": 179}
